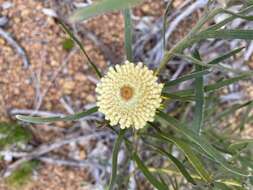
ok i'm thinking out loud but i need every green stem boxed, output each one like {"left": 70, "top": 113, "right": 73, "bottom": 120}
{"left": 155, "top": 8, "right": 222, "bottom": 75}
{"left": 108, "top": 129, "right": 127, "bottom": 190}
{"left": 57, "top": 19, "right": 102, "bottom": 78}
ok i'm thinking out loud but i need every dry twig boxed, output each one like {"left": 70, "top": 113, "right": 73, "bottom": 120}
{"left": 2, "top": 130, "right": 111, "bottom": 177}
{"left": 0, "top": 28, "right": 29, "bottom": 68}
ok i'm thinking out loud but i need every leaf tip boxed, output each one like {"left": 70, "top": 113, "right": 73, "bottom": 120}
{"left": 16, "top": 115, "right": 24, "bottom": 121}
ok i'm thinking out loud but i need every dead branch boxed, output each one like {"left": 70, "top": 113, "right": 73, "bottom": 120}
{"left": 38, "top": 156, "right": 102, "bottom": 169}
{"left": 2, "top": 130, "right": 110, "bottom": 177}
{"left": 0, "top": 28, "right": 29, "bottom": 68}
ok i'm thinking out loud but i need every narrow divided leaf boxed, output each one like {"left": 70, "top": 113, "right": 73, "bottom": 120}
{"left": 221, "top": 8, "right": 253, "bottom": 21}
{"left": 123, "top": 8, "right": 133, "bottom": 62}
{"left": 228, "top": 139, "right": 253, "bottom": 152}
{"left": 161, "top": 93, "right": 194, "bottom": 102}
{"left": 207, "top": 47, "right": 245, "bottom": 65}
{"left": 69, "top": 0, "right": 143, "bottom": 22}
{"left": 206, "top": 5, "right": 253, "bottom": 31}
{"left": 154, "top": 134, "right": 211, "bottom": 183}
{"left": 16, "top": 107, "right": 98, "bottom": 124}
{"left": 164, "top": 70, "right": 210, "bottom": 88}
{"left": 213, "top": 182, "right": 232, "bottom": 190}
{"left": 132, "top": 152, "right": 169, "bottom": 190}
{"left": 192, "top": 50, "right": 205, "bottom": 134}
{"left": 163, "top": 0, "right": 172, "bottom": 50}
{"left": 171, "top": 74, "right": 252, "bottom": 97}
{"left": 157, "top": 111, "right": 251, "bottom": 176}
{"left": 210, "top": 100, "right": 253, "bottom": 123}
{"left": 108, "top": 129, "right": 126, "bottom": 190}
{"left": 239, "top": 101, "right": 253, "bottom": 131}
{"left": 196, "top": 29, "right": 253, "bottom": 41}
{"left": 57, "top": 19, "right": 102, "bottom": 78}
{"left": 205, "top": 74, "right": 252, "bottom": 92}
{"left": 147, "top": 142, "right": 196, "bottom": 185}
{"left": 176, "top": 53, "right": 248, "bottom": 74}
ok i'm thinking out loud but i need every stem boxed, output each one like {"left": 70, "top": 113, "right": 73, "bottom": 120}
{"left": 155, "top": 8, "right": 222, "bottom": 75}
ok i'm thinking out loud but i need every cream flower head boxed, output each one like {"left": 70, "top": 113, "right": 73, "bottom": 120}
{"left": 96, "top": 61, "right": 163, "bottom": 129}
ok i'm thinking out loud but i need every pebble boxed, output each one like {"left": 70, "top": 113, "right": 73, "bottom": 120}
{"left": 42, "top": 8, "right": 58, "bottom": 18}
{"left": 13, "top": 17, "right": 21, "bottom": 23}
{"left": 63, "top": 80, "right": 75, "bottom": 94}
{"left": 50, "top": 59, "right": 59, "bottom": 67}
{"left": 74, "top": 73, "right": 87, "bottom": 81}
{"left": 0, "top": 38, "right": 5, "bottom": 45}
{"left": 79, "top": 150, "right": 86, "bottom": 160}
{"left": 1, "top": 1, "right": 14, "bottom": 9}
{"left": 86, "top": 94, "right": 95, "bottom": 102}
{"left": 4, "top": 152, "right": 13, "bottom": 162}
{"left": 141, "top": 4, "right": 150, "bottom": 13}
{"left": 0, "top": 16, "right": 8, "bottom": 26}
{"left": 47, "top": 17, "right": 55, "bottom": 26}
{"left": 21, "top": 9, "right": 30, "bottom": 17}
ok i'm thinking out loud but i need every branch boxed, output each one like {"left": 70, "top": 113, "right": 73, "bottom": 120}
{"left": 0, "top": 28, "right": 29, "bottom": 68}
{"left": 2, "top": 131, "right": 110, "bottom": 177}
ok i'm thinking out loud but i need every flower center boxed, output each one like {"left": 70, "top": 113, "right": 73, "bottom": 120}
{"left": 120, "top": 85, "right": 134, "bottom": 101}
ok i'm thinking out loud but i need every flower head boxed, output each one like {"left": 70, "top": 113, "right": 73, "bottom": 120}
{"left": 96, "top": 61, "right": 163, "bottom": 129}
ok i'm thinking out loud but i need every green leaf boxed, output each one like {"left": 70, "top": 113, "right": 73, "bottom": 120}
{"left": 123, "top": 8, "right": 133, "bottom": 62}
{"left": 109, "top": 127, "right": 169, "bottom": 189}
{"left": 213, "top": 182, "right": 232, "bottom": 190}
{"left": 221, "top": 8, "right": 253, "bottom": 21}
{"left": 228, "top": 139, "right": 253, "bottom": 152}
{"left": 146, "top": 142, "right": 196, "bottom": 185}
{"left": 205, "top": 74, "right": 252, "bottom": 92}
{"left": 176, "top": 53, "right": 249, "bottom": 74}
{"left": 161, "top": 93, "right": 194, "bottom": 102}
{"left": 108, "top": 129, "right": 126, "bottom": 190}
{"left": 239, "top": 101, "right": 253, "bottom": 131}
{"left": 172, "top": 74, "right": 252, "bottom": 97}
{"left": 16, "top": 107, "right": 98, "bottom": 124}
{"left": 238, "top": 157, "right": 253, "bottom": 170}
{"left": 154, "top": 134, "right": 211, "bottom": 183}
{"left": 157, "top": 111, "right": 251, "bottom": 176}
{"left": 207, "top": 47, "right": 245, "bottom": 65}
{"left": 164, "top": 70, "right": 210, "bottom": 88}
{"left": 192, "top": 50, "right": 205, "bottom": 134}
{"left": 196, "top": 29, "right": 253, "bottom": 40}
{"left": 216, "top": 178, "right": 244, "bottom": 188}
{"left": 69, "top": 0, "right": 143, "bottom": 22}
{"left": 155, "top": 7, "right": 222, "bottom": 75}
{"left": 149, "top": 167, "right": 202, "bottom": 181}
{"left": 206, "top": 5, "right": 253, "bottom": 31}
{"left": 57, "top": 19, "right": 102, "bottom": 78}
{"left": 210, "top": 100, "right": 253, "bottom": 123}
{"left": 163, "top": 0, "right": 172, "bottom": 50}
{"left": 132, "top": 152, "right": 168, "bottom": 190}
{"left": 156, "top": 5, "right": 253, "bottom": 75}
{"left": 163, "top": 47, "right": 243, "bottom": 90}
